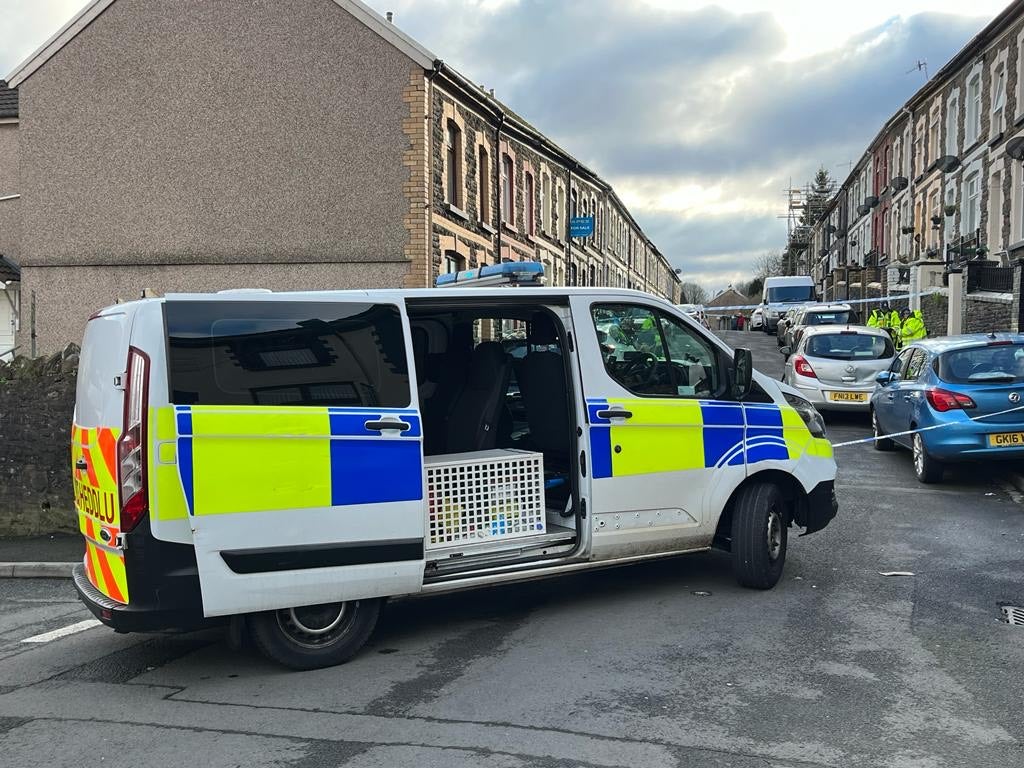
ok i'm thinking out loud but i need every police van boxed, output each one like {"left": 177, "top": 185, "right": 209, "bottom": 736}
{"left": 71, "top": 263, "right": 837, "bottom": 669}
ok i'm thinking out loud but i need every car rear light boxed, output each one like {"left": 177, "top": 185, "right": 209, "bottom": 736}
{"left": 793, "top": 354, "right": 817, "bottom": 378}
{"left": 926, "top": 388, "right": 976, "bottom": 412}
{"left": 117, "top": 347, "right": 150, "bottom": 532}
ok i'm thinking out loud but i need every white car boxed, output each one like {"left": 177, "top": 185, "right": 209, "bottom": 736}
{"left": 678, "top": 303, "right": 711, "bottom": 329}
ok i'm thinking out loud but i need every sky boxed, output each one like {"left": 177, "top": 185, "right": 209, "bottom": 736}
{"left": 0, "top": 0, "right": 1011, "bottom": 293}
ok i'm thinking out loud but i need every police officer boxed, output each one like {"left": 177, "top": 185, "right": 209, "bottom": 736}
{"left": 866, "top": 308, "right": 881, "bottom": 327}
{"left": 900, "top": 308, "right": 927, "bottom": 347}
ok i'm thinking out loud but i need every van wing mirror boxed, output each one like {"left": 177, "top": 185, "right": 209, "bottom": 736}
{"left": 733, "top": 348, "right": 753, "bottom": 400}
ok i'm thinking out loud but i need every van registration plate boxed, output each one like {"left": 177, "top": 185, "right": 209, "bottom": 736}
{"left": 989, "top": 432, "right": 1024, "bottom": 447}
{"left": 828, "top": 391, "right": 867, "bottom": 403}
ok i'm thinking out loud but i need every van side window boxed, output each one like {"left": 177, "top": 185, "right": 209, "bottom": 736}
{"left": 165, "top": 301, "right": 409, "bottom": 407}
{"left": 591, "top": 304, "right": 718, "bottom": 398}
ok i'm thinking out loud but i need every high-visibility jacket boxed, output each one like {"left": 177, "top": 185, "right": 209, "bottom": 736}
{"left": 877, "top": 312, "right": 889, "bottom": 329}
{"left": 866, "top": 310, "right": 880, "bottom": 328}
{"left": 901, "top": 310, "right": 927, "bottom": 345}
{"left": 888, "top": 310, "right": 901, "bottom": 329}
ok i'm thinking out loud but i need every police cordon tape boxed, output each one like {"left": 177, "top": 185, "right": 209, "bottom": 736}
{"left": 828, "top": 402, "right": 1024, "bottom": 448}
{"left": 700, "top": 287, "right": 945, "bottom": 313}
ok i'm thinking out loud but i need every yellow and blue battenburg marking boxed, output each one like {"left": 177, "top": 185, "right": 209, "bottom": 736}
{"left": 587, "top": 398, "right": 827, "bottom": 479}
{"left": 166, "top": 405, "right": 423, "bottom": 516}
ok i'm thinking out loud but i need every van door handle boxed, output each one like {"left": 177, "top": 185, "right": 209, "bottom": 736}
{"left": 75, "top": 458, "right": 88, "bottom": 471}
{"left": 596, "top": 409, "right": 633, "bottom": 420}
{"left": 364, "top": 420, "right": 411, "bottom": 433}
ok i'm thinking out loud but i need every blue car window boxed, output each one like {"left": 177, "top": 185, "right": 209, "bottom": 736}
{"left": 937, "top": 344, "right": 1024, "bottom": 384}
{"left": 905, "top": 349, "right": 928, "bottom": 380}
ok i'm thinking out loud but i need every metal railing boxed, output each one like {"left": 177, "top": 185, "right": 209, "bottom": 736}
{"left": 968, "top": 264, "right": 1014, "bottom": 293}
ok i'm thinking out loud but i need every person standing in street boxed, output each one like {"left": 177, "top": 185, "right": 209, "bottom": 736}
{"left": 900, "top": 308, "right": 927, "bottom": 346}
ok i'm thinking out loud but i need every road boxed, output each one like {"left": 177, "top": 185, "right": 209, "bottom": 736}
{"left": 1, "top": 329, "right": 1022, "bottom": 768}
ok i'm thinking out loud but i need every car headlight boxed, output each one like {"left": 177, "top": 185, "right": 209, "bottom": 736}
{"left": 784, "top": 392, "right": 827, "bottom": 438}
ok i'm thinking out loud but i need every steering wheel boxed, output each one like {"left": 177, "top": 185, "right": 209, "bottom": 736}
{"left": 622, "top": 352, "right": 658, "bottom": 386}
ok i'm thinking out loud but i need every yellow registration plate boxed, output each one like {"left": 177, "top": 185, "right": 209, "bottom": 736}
{"left": 828, "top": 391, "right": 868, "bottom": 402}
{"left": 989, "top": 432, "right": 1024, "bottom": 447}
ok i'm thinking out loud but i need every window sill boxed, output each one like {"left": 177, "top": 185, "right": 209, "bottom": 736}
{"left": 445, "top": 203, "right": 470, "bottom": 222}
{"left": 502, "top": 221, "right": 519, "bottom": 236}
{"left": 963, "top": 138, "right": 983, "bottom": 156}
{"left": 988, "top": 131, "right": 1005, "bottom": 148}
{"left": 481, "top": 222, "right": 497, "bottom": 236}
{"left": 1015, "top": 113, "right": 1024, "bottom": 128}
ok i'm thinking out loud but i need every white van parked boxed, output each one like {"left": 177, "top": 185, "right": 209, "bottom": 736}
{"left": 760, "top": 276, "right": 817, "bottom": 335}
{"left": 70, "top": 263, "right": 838, "bottom": 669}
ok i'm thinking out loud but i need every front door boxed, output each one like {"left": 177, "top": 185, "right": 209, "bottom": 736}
{"left": 875, "top": 347, "right": 914, "bottom": 440}
{"left": 163, "top": 298, "right": 425, "bottom": 617}
{"left": 573, "top": 298, "right": 745, "bottom": 558}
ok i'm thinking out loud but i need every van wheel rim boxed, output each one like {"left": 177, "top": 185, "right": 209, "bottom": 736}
{"left": 767, "top": 508, "right": 783, "bottom": 561}
{"left": 277, "top": 602, "right": 352, "bottom": 648}
{"left": 913, "top": 436, "right": 924, "bottom": 475}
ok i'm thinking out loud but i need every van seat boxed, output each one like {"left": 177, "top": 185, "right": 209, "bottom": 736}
{"left": 445, "top": 342, "right": 513, "bottom": 453}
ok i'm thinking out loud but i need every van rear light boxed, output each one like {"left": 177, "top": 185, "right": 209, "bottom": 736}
{"left": 926, "top": 388, "right": 976, "bottom": 412}
{"left": 117, "top": 347, "right": 150, "bottom": 532}
{"left": 793, "top": 354, "right": 817, "bottom": 379}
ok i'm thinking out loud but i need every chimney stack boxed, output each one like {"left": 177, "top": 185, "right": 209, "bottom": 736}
{"left": 386, "top": 11, "right": 393, "bottom": 22}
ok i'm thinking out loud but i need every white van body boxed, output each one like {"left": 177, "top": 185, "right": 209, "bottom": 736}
{"left": 71, "top": 281, "right": 837, "bottom": 669}
{"left": 760, "top": 276, "right": 817, "bottom": 334}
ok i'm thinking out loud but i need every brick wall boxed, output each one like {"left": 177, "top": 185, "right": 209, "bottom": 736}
{"left": 0, "top": 346, "right": 78, "bottom": 536}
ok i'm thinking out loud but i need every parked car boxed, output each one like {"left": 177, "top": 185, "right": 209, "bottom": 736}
{"left": 750, "top": 306, "right": 765, "bottom": 331}
{"left": 678, "top": 303, "right": 711, "bottom": 329}
{"left": 870, "top": 334, "right": 1024, "bottom": 483}
{"left": 782, "top": 325, "right": 896, "bottom": 411}
{"left": 776, "top": 308, "right": 800, "bottom": 347}
{"left": 783, "top": 303, "right": 855, "bottom": 350}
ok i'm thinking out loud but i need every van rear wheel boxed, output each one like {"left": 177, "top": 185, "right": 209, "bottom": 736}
{"left": 249, "top": 598, "right": 382, "bottom": 670}
{"left": 730, "top": 482, "right": 788, "bottom": 589}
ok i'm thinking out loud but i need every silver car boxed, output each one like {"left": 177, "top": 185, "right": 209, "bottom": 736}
{"left": 781, "top": 325, "right": 896, "bottom": 411}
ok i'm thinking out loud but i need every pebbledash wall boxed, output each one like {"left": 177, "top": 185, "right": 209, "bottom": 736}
{"left": 4, "top": 0, "right": 680, "bottom": 354}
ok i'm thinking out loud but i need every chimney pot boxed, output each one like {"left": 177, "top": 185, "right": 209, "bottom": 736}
{"left": 386, "top": 11, "right": 393, "bottom": 22}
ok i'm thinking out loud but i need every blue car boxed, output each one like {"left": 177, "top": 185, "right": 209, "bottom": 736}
{"left": 870, "top": 333, "right": 1024, "bottom": 483}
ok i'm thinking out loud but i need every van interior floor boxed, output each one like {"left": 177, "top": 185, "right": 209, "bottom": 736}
{"left": 425, "top": 523, "right": 577, "bottom": 576}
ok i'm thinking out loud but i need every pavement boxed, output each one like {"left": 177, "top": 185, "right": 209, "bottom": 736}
{"left": 0, "top": 534, "right": 81, "bottom": 578}
{"left": 0, "top": 329, "right": 1021, "bottom": 767}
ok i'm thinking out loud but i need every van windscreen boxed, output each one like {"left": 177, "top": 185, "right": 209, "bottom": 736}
{"left": 165, "top": 301, "right": 410, "bottom": 407}
{"left": 767, "top": 286, "right": 815, "bottom": 303}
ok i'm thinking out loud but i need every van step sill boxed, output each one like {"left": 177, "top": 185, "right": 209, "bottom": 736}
{"left": 426, "top": 524, "right": 575, "bottom": 565}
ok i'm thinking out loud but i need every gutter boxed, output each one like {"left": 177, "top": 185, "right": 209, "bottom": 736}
{"left": 425, "top": 59, "right": 442, "bottom": 286}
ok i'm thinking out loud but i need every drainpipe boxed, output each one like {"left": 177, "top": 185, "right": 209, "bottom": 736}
{"left": 425, "top": 60, "right": 442, "bottom": 286}
{"left": 495, "top": 110, "right": 505, "bottom": 263}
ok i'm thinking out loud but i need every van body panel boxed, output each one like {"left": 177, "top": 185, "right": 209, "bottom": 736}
{"left": 760, "top": 276, "right": 817, "bottom": 332}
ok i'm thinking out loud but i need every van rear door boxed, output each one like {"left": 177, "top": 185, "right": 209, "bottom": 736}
{"left": 163, "top": 297, "right": 425, "bottom": 617}
{"left": 73, "top": 310, "right": 132, "bottom": 604}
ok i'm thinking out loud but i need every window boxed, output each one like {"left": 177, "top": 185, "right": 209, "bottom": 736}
{"left": 553, "top": 185, "right": 561, "bottom": 239}
{"left": 165, "top": 301, "right": 410, "bottom": 407}
{"left": 588, "top": 264, "right": 596, "bottom": 286}
{"left": 541, "top": 173, "right": 551, "bottom": 233}
{"left": 478, "top": 147, "right": 490, "bottom": 224}
{"left": 570, "top": 188, "right": 578, "bottom": 220}
{"left": 590, "top": 304, "right": 720, "bottom": 398}
{"left": 929, "top": 190, "right": 940, "bottom": 248}
{"left": 890, "top": 348, "right": 915, "bottom": 379}
{"left": 938, "top": 344, "right": 1024, "bottom": 384}
{"left": 967, "top": 74, "right": 982, "bottom": 145}
{"left": 905, "top": 349, "right": 928, "bottom": 381}
{"left": 445, "top": 121, "right": 462, "bottom": 208}
{"left": 964, "top": 172, "right": 980, "bottom": 234}
{"left": 988, "top": 171, "right": 1002, "bottom": 250}
{"left": 524, "top": 172, "right": 535, "bottom": 236}
{"left": 929, "top": 117, "right": 940, "bottom": 164}
{"left": 501, "top": 154, "right": 514, "bottom": 225}
{"left": 805, "top": 333, "right": 894, "bottom": 360}
{"left": 993, "top": 66, "right": 1006, "bottom": 135}
{"left": 944, "top": 186, "right": 956, "bottom": 241}
{"left": 945, "top": 98, "right": 958, "bottom": 156}
{"left": 568, "top": 261, "right": 578, "bottom": 286}
{"left": 444, "top": 251, "right": 464, "bottom": 274}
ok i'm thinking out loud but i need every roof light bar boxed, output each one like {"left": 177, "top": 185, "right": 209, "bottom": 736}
{"left": 435, "top": 261, "right": 545, "bottom": 288}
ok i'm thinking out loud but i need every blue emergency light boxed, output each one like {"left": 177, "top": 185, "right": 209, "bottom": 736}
{"left": 435, "top": 261, "right": 545, "bottom": 288}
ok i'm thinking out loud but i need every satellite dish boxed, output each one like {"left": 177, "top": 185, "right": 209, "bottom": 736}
{"left": 938, "top": 155, "right": 960, "bottom": 173}
{"left": 890, "top": 176, "right": 909, "bottom": 191}
{"left": 1006, "top": 136, "right": 1024, "bottom": 161}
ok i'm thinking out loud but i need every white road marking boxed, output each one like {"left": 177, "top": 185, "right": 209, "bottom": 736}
{"left": 21, "top": 619, "right": 102, "bottom": 644}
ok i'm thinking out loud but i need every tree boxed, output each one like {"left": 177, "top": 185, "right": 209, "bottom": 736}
{"left": 680, "top": 282, "right": 709, "bottom": 305}
{"left": 754, "top": 249, "right": 784, "bottom": 281}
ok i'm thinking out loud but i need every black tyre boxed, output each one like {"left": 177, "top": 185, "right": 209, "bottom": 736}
{"left": 249, "top": 598, "right": 382, "bottom": 670}
{"left": 912, "top": 433, "right": 944, "bottom": 483}
{"left": 730, "top": 482, "right": 788, "bottom": 589}
{"left": 871, "top": 409, "right": 894, "bottom": 451}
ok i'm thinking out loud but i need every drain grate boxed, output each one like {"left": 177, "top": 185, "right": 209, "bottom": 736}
{"left": 1000, "top": 605, "right": 1024, "bottom": 625}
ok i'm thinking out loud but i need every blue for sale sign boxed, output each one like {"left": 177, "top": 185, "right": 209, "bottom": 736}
{"left": 569, "top": 216, "right": 595, "bottom": 238}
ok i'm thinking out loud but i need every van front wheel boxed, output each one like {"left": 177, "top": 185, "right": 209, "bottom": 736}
{"left": 730, "top": 482, "right": 788, "bottom": 589}
{"left": 249, "top": 598, "right": 382, "bottom": 670}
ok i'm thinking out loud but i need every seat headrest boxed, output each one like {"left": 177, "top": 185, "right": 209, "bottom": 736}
{"left": 528, "top": 313, "right": 559, "bottom": 346}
